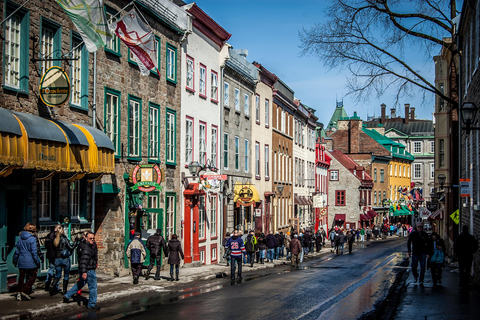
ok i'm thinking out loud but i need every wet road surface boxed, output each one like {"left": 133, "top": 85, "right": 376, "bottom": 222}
{"left": 49, "top": 238, "right": 407, "bottom": 320}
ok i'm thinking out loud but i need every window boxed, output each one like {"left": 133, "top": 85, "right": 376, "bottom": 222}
{"left": 104, "top": 7, "right": 120, "bottom": 55}
{"left": 199, "top": 122, "right": 206, "bottom": 166}
{"left": 374, "top": 191, "right": 377, "bottom": 205}
{"left": 439, "top": 139, "right": 445, "bottom": 167}
{"left": 430, "top": 141, "right": 435, "bottom": 153}
{"left": 335, "top": 190, "right": 345, "bottom": 206}
{"left": 330, "top": 170, "right": 339, "bottom": 181}
{"left": 40, "top": 18, "right": 61, "bottom": 74}
{"left": 211, "top": 71, "right": 218, "bottom": 102}
{"left": 234, "top": 88, "right": 240, "bottom": 111}
{"left": 186, "top": 55, "right": 194, "bottom": 91}
{"left": 403, "top": 166, "right": 406, "bottom": 177}
{"left": 413, "top": 141, "right": 422, "bottom": 153}
{"left": 430, "top": 163, "right": 435, "bottom": 180}
{"left": 148, "top": 103, "right": 160, "bottom": 162}
{"left": 166, "top": 109, "right": 176, "bottom": 165}
{"left": 374, "top": 169, "right": 377, "bottom": 182}
{"left": 390, "top": 165, "right": 392, "bottom": 175}
{"left": 39, "top": 179, "right": 52, "bottom": 221}
{"left": 265, "top": 145, "right": 269, "bottom": 179}
{"left": 414, "top": 163, "right": 422, "bottom": 179}
{"left": 152, "top": 36, "right": 161, "bottom": 76}
{"left": 235, "top": 136, "right": 239, "bottom": 171}
{"left": 104, "top": 87, "right": 121, "bottom": 156}
{"left": 211, "top": 126, "right": 218, "bottom": 168}
{"left": 4, "top": 4, "right": 29, "bottom": 92}
{"left": 224, "top": 82, "right": 229, "bottom": 106}
{"left": 199, "top": 64, "right": 206, "bottom": 97}
{"left": 128, "top": 95, "right": 142, "bottom": 158}
{"left": 255, "top": 95, "right": 260, "bottom": 124}
{"left": 265, "top": 99, "right": 269, "bottom": 127}
{"left": 210, "top": 195, "right": 217, "bottom": 237}
{"left": 70, "top": 35, "right": 88, "bottom": 109}
{"left": 244, "top": 139, "right": 249, "bottom": 173}
{"left": 224, "top": 133, "right": 229, "bottom": 169}
{"left": 166, "top": 43, "right": 177, "bottom": 83}
{"left": 166, "top": 193, "right": 176, "bottom": 239}
{"left": 70, "top": 180, "right": 80, "bottom": 217}
{"left": 394, "top": 165, "right": 397, "bottom": 176}
{"left": 281, "top": 110, "right": 286, "bottom": 132}
{"left": 255, "top": 142, "right": 260, "bottom": 177}
{"left": 211, "top": 245, "right": 217, "bottom": 262}
{"left": 148, "top": 195, "right": 159, "bottom": 229}
{"left": 199, "top": 196, "right": 206, "bottom": 240}
{"left": 383, "top": 191, "right": 386, "bottom": 202}
{"left": 185, "top": 117, "right": 193, "bottom": 163}
{"left": 244, "top": 93, "right": 249, "bottom": 115}
{"left": 380, "top": 169, "right": 384, "bottom": 183}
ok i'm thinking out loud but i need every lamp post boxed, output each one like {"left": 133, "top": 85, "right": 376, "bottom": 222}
{"left": 461, "top": 102, "right": 480, "bottom": 134}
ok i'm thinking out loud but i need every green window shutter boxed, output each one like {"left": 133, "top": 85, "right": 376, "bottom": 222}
{"left": 80, "top": 44, "right": 89, "bottom": 110}
{"left": 19, "top": 11, "right": 30, "bottom": 93}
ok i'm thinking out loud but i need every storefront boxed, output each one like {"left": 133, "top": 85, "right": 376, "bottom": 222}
{"left": 233, "top": 182, "right": 260, "bottom": 232}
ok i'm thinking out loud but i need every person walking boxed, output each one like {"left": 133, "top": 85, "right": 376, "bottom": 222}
{"left": 63, "top": 232, "right": 99, "bottom": 310}
{"left": 44, "top": 225, "right": 60, "bottom": 292}
{"left": 13, "top": 223, "right": 41, "bottom": 301}
{"left": 407, "top": 222, "right": 431, "bottom": 285}
{"left": 257, "top": 233, "right": 267, "bottom": 264}
{"left": 320, "top": 227, "right": 327, "bottom": 247}
{"left": 315, "top": 230, "right": 323, "bottom": 252}
{"left": 50, "top": 225, "right": 77, "bottom": 295}
{"left": 126, "top": 232, "right": 147, "bottom": 284}
{"left": 241, "top": 230, "right": 248, "bottom": 264}
{"left": 167, "top": 234, "right": 184, "bottom": 281}
{"left": 284, "top": 232, "right": 292, "bottom": 260}
{"left": 346, "top": 230, "right": 355, "bottom": 254}
{"left": 329, "top": 229, "right": 336, "bottom": 252}
{"left": 244, "top": 230, "right": 257, "bottom": 267}
{"left": 222, "top": 232, "right": 231, "bottom": 266}
{"left": 290, "top": 234, "right": 302, "bottom": 268}
{"left": 336, "top": 230, "right": 346, "bottom": 255}
{"left": 274, "top": 231, "right": 283, "bottom": 259}
{"left": 225, "top": 230, "right": 246, "bottom": 280}
{"left": 299, "top": 233, "right": 305, "bottom": 262}
{"left": 429, "top": 232, "right": 445, "bottom": 286}
{"left": 145, "top": 228, "right": 167, "bottom": 280}
{"left": 265, "top": 231, "right": 277, "bottom": 262}
{"left": 303, "top": 231, "right": 312, "bottom": 256}
{"left": 454, "top": 225, "right": 479, "bottom": 288}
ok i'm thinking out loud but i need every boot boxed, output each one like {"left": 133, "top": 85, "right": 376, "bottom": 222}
{"left": 170, "top": 272, "right": 174, "bottom": 281}
{"left": 144, "top": 271, "right": 150, "bottom": 280}
{"left": 62, "top": 280, "right": 69, "bottom": 295}
{"left": 261, "top": 258, "right": 264, "bottom": 264}
{"left": 175, "top": 270, "right": 179, "bottom": 281}
{"left": 45, "top": 281, "right": 51, "bottom": 292}
{"left": 50, "top": 278, "right": 60, "bottom": 296}
{"left": 154, "top": 270, "right": 161, "bottom": 280}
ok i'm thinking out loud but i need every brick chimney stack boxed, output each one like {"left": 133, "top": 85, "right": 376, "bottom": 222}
{"left": 381, "top": 103, "right": 386, "bottom": 124}
{"left": 405, "top": 103, "right": 410, "bottom": 125}
{"left": 410, "top": 107, "right": 415, "bottom": 120}
{"left": 390, "top": 108, "right": 396, "bottom": 118}
{"left": 349, "top": 113, "right": 361, "bottom": 154}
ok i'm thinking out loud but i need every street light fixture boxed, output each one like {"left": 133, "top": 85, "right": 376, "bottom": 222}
{"left": 461, "top": 102, "right": 480, "bottom": 134}
{"left": 188, "top": 161, "right": 202, "bottom": 177}
{"left": 437, "top": 173, "right": 446, "bottom": 189}
{"left": 276, "top": 184, "right": 284, "bottom": 195}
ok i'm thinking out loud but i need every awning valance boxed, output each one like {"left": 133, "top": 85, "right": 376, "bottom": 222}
{"left": 233, "top": 182, "right": 260, "bottom": 206}
{"left": 294, "top": 195, "right": 304, "bottom": 205}
{"left": 360, "top": 214, "right": 369, "bottom": 221}
{"left": 334, "top": 214, "right": 346, "bottom": 221}
{"left": 428, "top": 208, "right": 443, "bottom": 221}
{"left": 304, "top": 197, "right": 313, "bottom": 205}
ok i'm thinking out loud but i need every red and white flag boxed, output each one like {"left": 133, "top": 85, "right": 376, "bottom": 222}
{"left": 109, "top": 9, "right": 158, "bottom": 76}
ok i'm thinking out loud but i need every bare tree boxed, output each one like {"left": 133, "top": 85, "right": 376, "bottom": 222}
{"left": 299, "top": 0, "right": 458, "bottom": 106}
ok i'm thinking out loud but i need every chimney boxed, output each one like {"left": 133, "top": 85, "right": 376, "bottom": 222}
{"left": 404, "top": 104, "right": 410, "bottom": 125}
{"left": 381, "top": 103, "right": 386, "bottom": 124}
{"left": 410, "top": 107, "right": 415, "bottom": 120}
{"left": 390, "top": 108, "right": 396, "bottom": 118}
{"left": 349, "top": 118, "right": 361, "bottom": 154}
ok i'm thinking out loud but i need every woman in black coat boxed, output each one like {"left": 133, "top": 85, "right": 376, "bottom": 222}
{"left": 51, "top": 225, "right": 77, "bottom": 295}
{"left": 167, "top": 234, "right": 184, "bottom": 281}
{"left": 430, "top": 232, "right": 446, "bottom": 285}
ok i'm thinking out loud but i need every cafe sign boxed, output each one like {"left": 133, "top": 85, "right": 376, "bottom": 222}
{"left": 199, "top": 173, "right": 227, "bottom": 191}
{"left": 39, "top": 66, "right": 71, "bottom": 107}
{"left": 238, "top": 185, "right": 255, "bottom": 206}
{"left": 131, "top": 164, "right": 164, "bottom": 192}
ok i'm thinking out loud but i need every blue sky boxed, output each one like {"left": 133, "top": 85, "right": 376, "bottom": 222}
{"left": 193, "top": 0, "right": 437, "bottom": 123}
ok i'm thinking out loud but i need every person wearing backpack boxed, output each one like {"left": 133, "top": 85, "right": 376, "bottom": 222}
{"left": 145, "top": 229, "right": 167, "bottom": 280}
{"left": 50, "top": 225, "right": 77, "bottom": 295}
{"left": 244, "top": 230, "right": 257, "bottom": 267}
{"left": 429, "top": 232, "right": 445, "bottom": 286}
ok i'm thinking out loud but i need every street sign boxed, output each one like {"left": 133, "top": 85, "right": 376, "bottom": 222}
{"left": 460, "top": 179, "right": 471, "bottom": 197}
{"left": 450, "top": 209, "right": 460, "bottom": 225}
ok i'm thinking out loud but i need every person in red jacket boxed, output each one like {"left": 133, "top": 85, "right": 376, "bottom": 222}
{"left": 290, "top": 234, "right": 302, "bottom": 268}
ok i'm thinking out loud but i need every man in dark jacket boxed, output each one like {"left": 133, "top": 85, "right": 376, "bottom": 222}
{"left": 336, "top": 230, "right": 346, "bottom": 255}
{"left": 274, "top": 232, "right": 283, "bottom": 260}
{"left": 145, "top": 228, "right": 167, "bottom": 280}
{"left": 63, "top": 232, "right": 99, "bottom": 310}
{"left": 407, "top": 222, "right": 432, "bottom": 284}
{"left": 44, "top": 225, "right": 58, "bottom": 291}
{"left": 126, "top": 232, "right": 147, "bottom": 284}
{"left": 265, "top": 231, "right": 277, "bottom": 262}
{"left": 454, "top": 225, "right": 479, "bottom": 288}
{"left": 244, "top": 231, "right": 257, "bottom": 267}
{"left": 303, "top": 231, "right": 312, "bottom": 255}
{"left": 290, "top": 235, "right": 302, "bottom": 268}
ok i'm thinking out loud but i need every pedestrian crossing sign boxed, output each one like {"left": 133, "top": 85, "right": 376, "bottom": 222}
{"left": 450, "top": 210, "right": 459, "bottom": 225}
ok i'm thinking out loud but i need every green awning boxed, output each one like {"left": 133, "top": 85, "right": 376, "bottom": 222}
{"left": 95, "top": 183, "right": 120, "bottom": 194}
{"left": 389, "top": 205, "right": 414, "bottom": 217}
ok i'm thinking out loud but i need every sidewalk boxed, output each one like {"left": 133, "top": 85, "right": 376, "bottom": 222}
{"left": 395, "top": 263, "right": 480, "bottom": 319}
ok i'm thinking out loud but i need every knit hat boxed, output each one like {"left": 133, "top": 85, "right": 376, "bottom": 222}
{"left": 134, "top": 232, "right": 141, "bottom": 237}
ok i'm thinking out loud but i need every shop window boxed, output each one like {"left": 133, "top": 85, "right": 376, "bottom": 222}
{"left": 70, "top": 180, "right": 80, "bottom": 217}
{"left": 166, "top": 193, "right": 176, "bottom": 239}
{"left": 199, "top": 196, "right": 206, "bottom": 240}
{"left": 211, "top": 244, "right": 217, "bottom": 263}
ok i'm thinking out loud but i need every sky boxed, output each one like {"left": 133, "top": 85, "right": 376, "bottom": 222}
{"left": 193, "top": 0, "right": 438, "bottom": 124}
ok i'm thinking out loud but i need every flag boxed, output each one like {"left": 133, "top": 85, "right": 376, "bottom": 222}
{"left": 109, "top": 9, "right": 158, "bottom": 76}
{"left": 56, "top": 0, "right": 112, "bottom": 52}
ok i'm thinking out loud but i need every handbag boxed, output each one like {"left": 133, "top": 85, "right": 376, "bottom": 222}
{"left": 61, "top": 248, "right": 72, "bottom": 259}
{"left": 431, "top": 248, "right": 444, "bottom": 264}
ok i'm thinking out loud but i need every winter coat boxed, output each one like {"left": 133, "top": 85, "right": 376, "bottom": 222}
{"left": 256, "top": 237, "right": 267, "bottom": 250}
{"left": 329, "top": 231, "right": 336, "bottom": 241}
{"left": 274, "top": 234, "right": 283, "bottom": 247}
{"left": 54, "top": 235, "right": 77, "bottom": 258}
{"left": 290, "top": 238, "right": 302, "bottom": 255}
{"left": 146, "top": 231, "right": 167, "bottom": 257}
{"left": 454, "top": 231, "right": 478, "bottom": 260}
{"left": 126, "top": 238, "right": 147, "bottom": 264}
{"left": 303, "top": 233, "right": 312, "bottom": 247}
{"left": 346, "top": 233, "right": 355, "bottom": 244}
{"left": 336, "top": 233, "right": 346, "bottom": 244}
{"left": 315, "top": 233, "right": 323, "bottom": 246}
{"left": 407, "top": 230, "right": 432, "bottom": 256}
{"left": 167, "top": 239, "right": 184, "bottom": 265}
{"left": 299, "top": 235, "right": 305, "bottom": 247}
{"left": 13, "top": 231, "right": 41, "bottom": 269}
{"left": 77, "top": 240, "right": 98, "bottom": 273}
{"left": 244, "top": 234, "right": 257, "bottom": 252}
{"left": 225, "top": 236, "right": 246, "bottom": 257}
{"left": 45, "top": 231, "right": 56, "bottom": 260}
{"left": 284, "top": 234, "right": 291, "bottom": 248}
{"left": 265, "top": 234, "right": 277, "bottom": 249}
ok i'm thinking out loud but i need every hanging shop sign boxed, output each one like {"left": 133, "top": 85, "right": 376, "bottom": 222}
{"left": 237, "top": 185, "right": 255, "bottom": 206}
{"left": 131, "top": 164, "right": 164, "bottom": 192}
{"left": 199, "top": 173, "right": 227, "bottom": 191}
{"left": 39, "top": 66, "right": 71, "bottom": 107}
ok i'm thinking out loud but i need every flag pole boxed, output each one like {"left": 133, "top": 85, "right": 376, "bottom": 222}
{"left": 0, "top": 0, "right": 32, "bottom": 26}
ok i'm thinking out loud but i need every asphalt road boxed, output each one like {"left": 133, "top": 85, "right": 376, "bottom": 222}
{"left": 87, "top": 238, "right": 407, "bottom": 320}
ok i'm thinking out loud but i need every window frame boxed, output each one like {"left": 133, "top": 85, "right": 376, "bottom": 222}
{"left": 430, "top": 162, "right": 435, "bottom": 180}
{"left": 413, "top": 141, "right": 422, "bottom": 153}
{"left": 255, "top": 94, "right": 260, "bottom": 124}
{"left": 265, "top": 99, "right": 270, "bottom": 128}
{"left": 166, "top": 42, "right": 177, "bottom": 84}
{"left": 104, "top": 87, "right": 121, "bottom": 157}
{"left": 211, "top": 126, "right": 218, "bottom": 169}
{"left": 199, "top": 195, "right": 206, "bottom": 241}
{"left": 69, "top": 32, "right": 89, "bottom": 110}
{"left": 39, "top": 179, "right": 52, "bottom": 221}
{"left": 166, "top": 108, "right": 177, "bottom": 165}
{"left": 210, "top": 194, "right": 217, "bottom": 238}
{"left": 185, "top": 55, "right": 195, "bottom": 92}
{"left": 104, "top": 6, "right": 121, "bottom": 56}
{"left": 380, "top": 169, "right": 385, "bottom": 183}
{"left": 265, "top": 145, "right": 270, "bottom": 180}
{"left": 185, "top": 116, "right": 194, "bottom": 165}
{"left": 224, "top": 82, "right": 229, "bottom": 106}
{"left": 199, "top": 121, "right": 207, "bottom": 166}
{"left": 335, "top": 190, "right": 346, "bottom": 206}
{"left": 148, "top": 102, "right": 161, "bottom": 163}
{"left": 39, "top": 17, "right": 62, "bottom": 75}
{"left": 210, "top": 70, "right": 218, "bottom": 102}
{"left": 244, "top": 139, "right": 249, "bottom": 173}
{"left": 199, "top": 63, "right": 207, "bottom": 98}
{"left": 235, "top": 136, "right": 239, "bottom": 171}
{"left": 234, "top": 88, "right": 240, "bottom": 111}
{"left": 414, "top": 163, "right": 422, "bottom": 179}
{"left": 224, "top": 132, "right": 229, "bottom": 170}
{"left": 165, "top": 192, "right": 176, "bottom": 239}
{"left": 255, "top": 141, "right": 260, "bottom": 178}
{"left": 127, "top": 95, "right": 142, "bottom": 160}
{"left": 244, "top": 93, "right": 249, "bottom": 115}
{"left": 329, "top": 170, "right": 339, "bottom": 181}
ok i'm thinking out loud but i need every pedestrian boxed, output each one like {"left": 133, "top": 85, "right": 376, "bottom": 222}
{"left": 145, "top": 228, "right": 167, "bottom": 280}
{"left": 346, "top": 230, "right": 355, "bottom": 254}
{"left": 63, "top": 231, "right": 99, "bottom": 310}
{"left": 44, "top": 225, "right": 60, "bottom": 292}
{"left": 329, "top": 229, "right": 336, "bottom": 252}
{"left": 50, "top": 225, "right": 77, "bottom": 295}
{"left": 244, "top": 230, "right": 257, "bottom": 267}
{"left": 298, "top": 233, "right": 305, "bottom": 262}
{"left": 454, "top": 225, "right": 478, "bottom": 288}
{"left": 407, "top": 222, "right": 431, "bottom": 285}
{"left": 290, "top": 234, "right": 302, "bottom": 268}
{"left": 336, "top": 230, "right": 346, "bottom": 255}
{"left": 241, "top": 230, "right": 248, "bottom": 264}
{"left": 429, "top": 232, "right": 445, "bottom": 286}
{"left": 315, "top": 230, "right": 323, "bottom": 252}
{"left": 167, "top": 234, "right": 184, "bottom": 281}
{"left": 320, "top": 227, "right": 327, "bottom": 247}
{"left": 222, "top": 232, "right": 231, "bottom": 266}
{"left": 284, "top": 232, "right": 292, "bottom": 260}
{"left": 257, "top": 233, "right": 267, "bottom": 264}
{"left": 225, "top": 230, "right": 246, "bottom": 280}
{"left": 265, "top": 231, "right": 277, "bottom": 262}
{"left": 13, "top": 223, "right": 41, "bottom": 301}
{"left": 303, "top": 231, "right": 312, "bottom": 256}
{"left": 279, "top": 231, "right": 286, "bottom": 258}
{"left": 366, "top": 227, "right": 372, "bottom": 241}
{"left": 126, "top": 232, "right": 146, "bottom": 284}
{"left": 274, "top": 231, "right": 283, "bottom": 259}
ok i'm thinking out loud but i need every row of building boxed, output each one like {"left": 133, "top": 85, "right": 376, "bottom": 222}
{"left": 0, "top": 0, "right": 436, "bottom": 291}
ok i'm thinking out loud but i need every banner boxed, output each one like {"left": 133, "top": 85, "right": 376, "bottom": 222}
{"left": 56, "top": 0, "right": 112, "bottom": 52}
{"left": 110, "top": 9, "right": 158, "bottom": 76}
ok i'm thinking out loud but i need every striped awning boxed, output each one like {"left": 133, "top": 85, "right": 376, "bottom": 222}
{"left": 428, "top": 208, "right": 444, "bottom": 221}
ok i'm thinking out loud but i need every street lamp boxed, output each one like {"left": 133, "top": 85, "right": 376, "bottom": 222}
{"left": 276, "top": 184, "right": 284, "bottom": 195}
{"left": 437, "top": 173, "right": 446, "bottom": 189}
{"left": 461, "top": 102, "right": 480, "bottom": 134}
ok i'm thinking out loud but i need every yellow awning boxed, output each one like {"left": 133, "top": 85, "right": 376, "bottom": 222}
{"left": 233, "top": 182, "right": 260, "bottom": 206}
{"left": 73, "top": 124, "right": 115, "bottom": 174}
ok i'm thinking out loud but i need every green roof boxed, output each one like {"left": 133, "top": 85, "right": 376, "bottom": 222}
{"left": 362, "top": 127, "right": 415, "bottom": 161}
{"left": 326, "top": 106, "right": 348, "bottom": 131}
